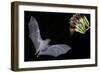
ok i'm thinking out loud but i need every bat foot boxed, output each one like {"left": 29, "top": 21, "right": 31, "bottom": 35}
{"left": 35, "top": 51, "right": 40, "bottom": 58}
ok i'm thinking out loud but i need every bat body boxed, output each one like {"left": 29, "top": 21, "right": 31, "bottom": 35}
{"left": 28, "top": 16, "right": 71, "bottom": 57}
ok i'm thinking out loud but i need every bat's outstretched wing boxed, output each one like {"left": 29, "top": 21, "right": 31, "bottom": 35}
{"left": 38, "top": 44, "right": 71, "bottom": 57}
{"left": 28, "top": 16, "right": 44, "bottom": 53}
{"left": 28, "top": 16, "right": 51, "bottom": 55}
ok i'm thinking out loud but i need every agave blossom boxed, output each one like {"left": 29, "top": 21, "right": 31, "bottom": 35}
{"left": 69, "top": 14, "right": 90, "bottom": 35}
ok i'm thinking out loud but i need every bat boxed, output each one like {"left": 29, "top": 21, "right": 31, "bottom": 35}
{"left": 28, "top": 16, "right": 71, "bottom": 57}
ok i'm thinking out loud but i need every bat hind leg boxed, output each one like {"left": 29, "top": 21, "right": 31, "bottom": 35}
{"left": 35, "top": 51, "right": 40, "bottom": 58}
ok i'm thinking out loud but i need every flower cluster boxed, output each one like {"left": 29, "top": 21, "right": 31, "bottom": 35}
{"left": 69, "top": 14, "right": 90, "bottom": 34}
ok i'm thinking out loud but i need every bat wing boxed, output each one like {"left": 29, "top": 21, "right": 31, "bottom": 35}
{"left": 28, "top": 16, "right": 51, "bottom": 55}
{"left": 38, "top": 44, "right": 71, "bottom": 57}
{"left": 28, "top": 16, "right": 43, "bottom": 52}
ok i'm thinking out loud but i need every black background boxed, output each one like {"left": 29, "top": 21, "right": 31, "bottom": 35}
{"left": 24, "top": 11, "right": 90, "bottom": 61}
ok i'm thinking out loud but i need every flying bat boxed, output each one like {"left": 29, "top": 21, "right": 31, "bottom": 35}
{"left": 28, "top": 16, "right": 71, "bottom": 57}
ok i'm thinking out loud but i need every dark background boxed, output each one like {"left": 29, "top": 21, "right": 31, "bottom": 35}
{"left": 24, "top": 11, "right": 90, "bottom": 61}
